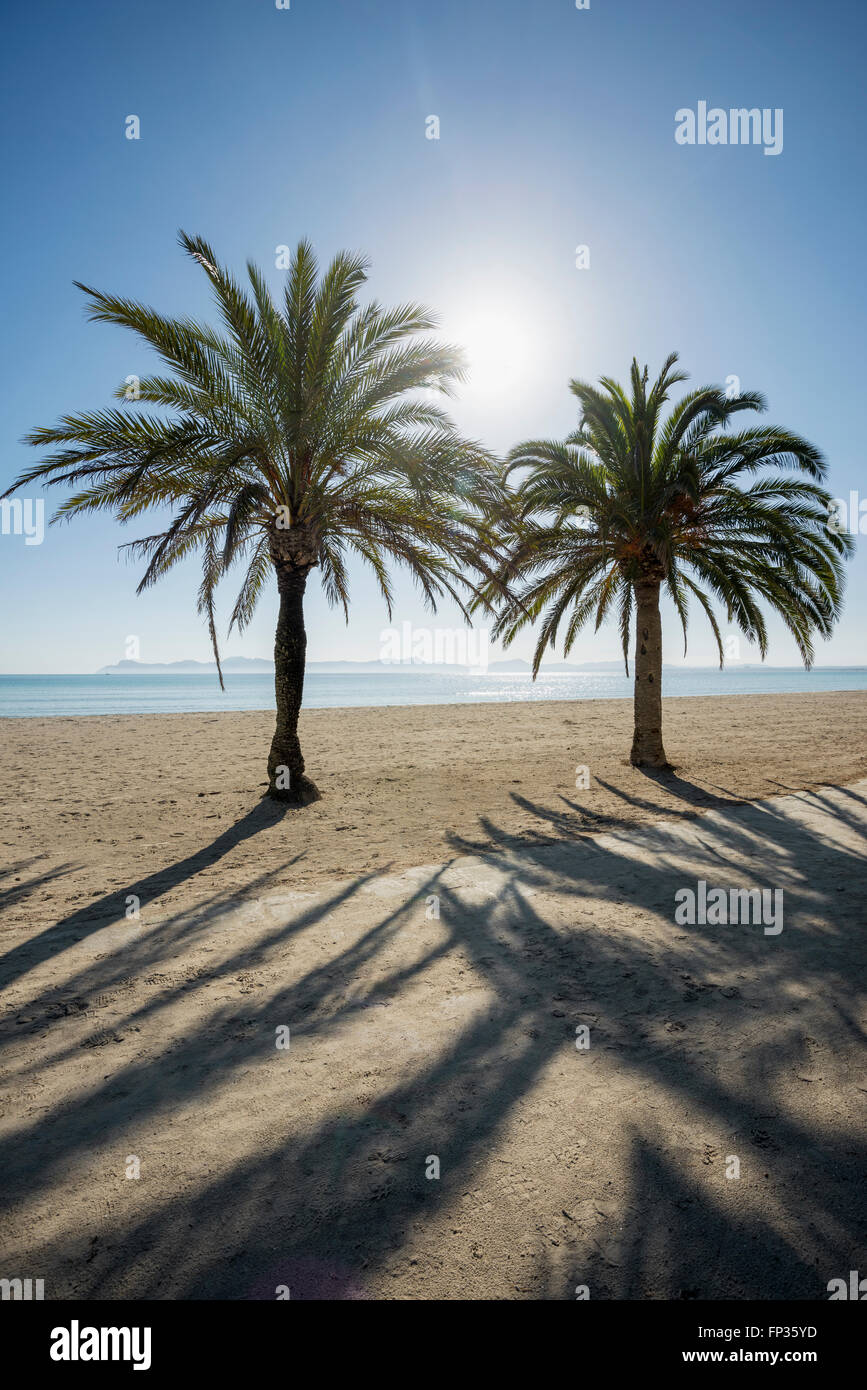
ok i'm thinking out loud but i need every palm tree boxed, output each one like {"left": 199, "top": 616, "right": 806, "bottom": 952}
{"left": 7, "top": 233, "right": 505, "bottom": 803}
{"left": 481, "top": 354, "right": 851, "bottom": 768}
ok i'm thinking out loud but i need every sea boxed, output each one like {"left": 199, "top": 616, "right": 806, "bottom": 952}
{"left": 0, "top": 667, "right": 865, "bottom": 718}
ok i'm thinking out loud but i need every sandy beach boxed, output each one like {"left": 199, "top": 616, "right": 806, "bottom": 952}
{"left": 1, "top": 690, "right": 866, "bottom": 929}
{"left": 1, "top": 691, "right": 866, "bottom": 1298}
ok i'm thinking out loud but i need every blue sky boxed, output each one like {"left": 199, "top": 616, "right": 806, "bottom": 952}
{"left": 1, "top": 0, "right": 865, "bottom": 672}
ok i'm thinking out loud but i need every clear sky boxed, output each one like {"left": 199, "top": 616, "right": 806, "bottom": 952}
{"left": 1, "top": 0, "right": 865, "bottom": 672}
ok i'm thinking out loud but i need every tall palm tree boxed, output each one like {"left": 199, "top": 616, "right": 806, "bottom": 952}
{"left": 7, "top": 233, "right": 505, "bottom": 803}
{"left": 481, "top": 354, "right": 851, "bottom": 768}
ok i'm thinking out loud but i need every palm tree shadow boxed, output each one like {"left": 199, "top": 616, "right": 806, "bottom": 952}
{"left": 597, "top": 768, "right": 743, "bottom": 815}
{"left": 560, "top": 1126, "right": 839, "bottom": 1301}
{"left": 4, "top": 785, "right": 865, "bottom": 1299}
{"left": 0, "top": 858, "right": 77, "bottom": 915}
{"left": 0, "top": 800, "right": 300, "bottom": 994}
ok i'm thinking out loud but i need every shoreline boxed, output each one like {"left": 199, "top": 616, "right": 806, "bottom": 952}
{"left": 0, "top": 682, "right": 866, "bottom": 721}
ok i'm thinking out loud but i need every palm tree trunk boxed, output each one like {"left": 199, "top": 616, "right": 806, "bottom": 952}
{"left": 630, "top": 578, "right": 669, "bottom": 767}
{"left": 267, "top": 565, "right": 320, "bottom": 803}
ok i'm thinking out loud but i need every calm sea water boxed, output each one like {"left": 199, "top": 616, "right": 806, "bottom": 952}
{"left": 0, "top": 668, "right": 865, "bottom": 718}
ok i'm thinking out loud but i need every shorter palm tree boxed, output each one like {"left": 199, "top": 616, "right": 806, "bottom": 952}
{"left": 6, "top": 234, "right": 505, "bottom": 802}
{"left": 482, "top": 354, "right": 851, "bottom": 767}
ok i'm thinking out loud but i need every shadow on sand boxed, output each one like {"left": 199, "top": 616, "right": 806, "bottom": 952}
{"left": 1, "top": 778, "right": 865, "bottom": 1299}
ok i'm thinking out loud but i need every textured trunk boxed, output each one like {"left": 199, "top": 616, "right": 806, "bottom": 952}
{"left": 630, "top": 578, "right": 669, "bottom": 767}
{"left": 267, "top": 563, "right": 320, "bottom": 804}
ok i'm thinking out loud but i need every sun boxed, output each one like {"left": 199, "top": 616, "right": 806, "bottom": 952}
{"left": 450, "top": 305, "right": 532, "bottom": 399}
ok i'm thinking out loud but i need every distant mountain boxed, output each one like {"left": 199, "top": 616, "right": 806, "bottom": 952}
{"left": 98, "top": 658, "right": 483, "bottom": 675}
{"left": 98, "top": 658, "right": 274, "bottom": 675}
{"left": 99, "top": 656, "right": 528, "bottom": 675}
{"left": 97, "top": 656, "right": 857, "bottom": 677}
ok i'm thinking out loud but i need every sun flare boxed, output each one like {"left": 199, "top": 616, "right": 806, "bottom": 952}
{"left": 450, "top": 305, "right": 533, "bottom": 397}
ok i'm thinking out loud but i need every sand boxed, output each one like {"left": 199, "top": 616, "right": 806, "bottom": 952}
{"left": 0, "top": 692, "right": 865, "bottom": 1298}
{"left": 1, "top": 691, "right": 866, "bottom": 930}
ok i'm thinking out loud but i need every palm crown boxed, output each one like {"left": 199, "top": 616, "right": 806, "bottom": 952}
{"left": 483, "top": 353, "right": 851, "bottom": 764}
{"left": 12, "top": 233, "right": 505, "bottom": 798}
